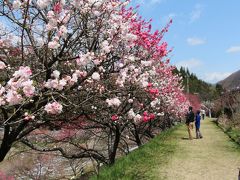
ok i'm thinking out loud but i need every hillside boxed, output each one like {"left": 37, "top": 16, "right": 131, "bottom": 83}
{"left": 173, "top": 67, "right": 219, "bottom": 101}
{"left": 218, "top": 70, "right": 240, "bottom": 90}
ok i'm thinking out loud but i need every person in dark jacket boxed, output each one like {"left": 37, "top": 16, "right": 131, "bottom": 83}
{"left": 186, "top": 106, "right": 195, "bottom": 140}
{"left": 195, "top": 110, "right": 203, "bottom": 139}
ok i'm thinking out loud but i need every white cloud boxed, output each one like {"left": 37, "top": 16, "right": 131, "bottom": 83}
{"left": 190, "top": 4, "right": 203, "bottom": 23}
{"left": 135, "top": 0, "right": 145, "bottom": 4}
{"left": 150, "top": 0, "right": 163, "bottom": 4}
{"left": 226, "top": 46, "right": 240, "bottom": 53}
{"left": 203, "top": 72, "right": 231, "bottom": 83}
{"left": 136, "top": 0, "right": 164, "bottom": 5}
{"left": 187, "top": 37, "right": 206, "bottom": 46}
{"left": 175, "top": 58, "right": 202, "bottom": 70}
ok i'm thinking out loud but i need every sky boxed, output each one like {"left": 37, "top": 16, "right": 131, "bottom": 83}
{"left": 130, "top": 0, "right": 240, "bottom": 84}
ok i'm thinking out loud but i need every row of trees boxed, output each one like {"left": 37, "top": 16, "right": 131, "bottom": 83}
{"left": 0, "top": 0, "right": 190, "bottom": 177}
{"left": 214, "top": 89, "right": 240, "bottom": 127}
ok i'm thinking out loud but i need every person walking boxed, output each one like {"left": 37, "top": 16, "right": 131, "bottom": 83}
{"left": 195, "top": 110, "right": 203, "bottom": 139}
{"left": 186, "top": 106, "right": 195, "bottom": 140}
{"left": 201, "top": 109, "right": 206, "bottom": 120}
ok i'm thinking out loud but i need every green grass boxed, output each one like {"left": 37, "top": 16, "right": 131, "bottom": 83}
{"left": 90, "top": 125, "right": 181, "bottom": 180}
{"left": 215, "top": 120, "right": 240, "bottom": 145}
{"left": 225, "top": 127, "right": 240, "bottom": 145}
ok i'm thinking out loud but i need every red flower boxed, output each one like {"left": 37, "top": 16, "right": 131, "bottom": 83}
{"left": 111, "top": 115, "right": 118, "bottom": 121}
{"left": 53, "top": 2, "right": 62, "bottom": 14}
{"left": 149, "top": 113, "right": 155, "bottom": 120}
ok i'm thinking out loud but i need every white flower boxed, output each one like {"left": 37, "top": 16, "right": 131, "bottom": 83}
{"left": 101, "top": 40, "right": 111, "bottom": 53}
{"left": 128, "top": 99, "right": 133, "bottom": 103}
{"left": 47, "top": 11, "right": 55, "bottom": 19}
{"left": 128, "top": 56, "right": 135, "bottom": 62}
{"left": 58, "top": 25, "right": 68, "bottom": 38}
{"left": 142, "top": 81, "right": 148, "bottom": 88}
{"left": 157, "top": 112, "right": 165, "bottom": 116}
{"left": 12, "top": 0, "right": 22, "bottom": 10}
{"left": 0, "top": 61, "right": 6, "bottom": 70}
{"left": 106, "top": 97, "right": 121, "bottom": 107}
{"left": 128, "top": 109, "right": 136, "bottom": 119}
{"left": 92, "top": 72, "right": 100, "bottom": 81}
{"left": 150, "top": 99, "right": 159, "bottom": 107}
{"left": 141, "top": 61, "right": 152, "bottom": 67}
{"left": 52, "top": 70, "right": 60, "bottom": 79}
{"left": 36, "top": 38, "right": 44, "bottom": 47}
{"left": 60, "top": 0, "right": 65, "bottom": 5}
{"left": 37, "top": 0, "right": 51, "bottom": 9}
{"left": 134, "top": 114, "right": 142, "bottom": 123}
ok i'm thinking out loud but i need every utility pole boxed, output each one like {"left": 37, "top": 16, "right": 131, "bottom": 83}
{"left": 186, "top": 75, "right": 189, "bottom": 94}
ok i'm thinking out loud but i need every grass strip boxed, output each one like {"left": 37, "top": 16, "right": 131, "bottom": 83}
{"left": 91, "top": 125, "right": 181, "bottom": 180}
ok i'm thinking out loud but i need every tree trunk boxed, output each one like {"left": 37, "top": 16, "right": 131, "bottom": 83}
{"left": 0, "top": 121, "right": 28, "bottom": 162}
{"left": 0, "top": 139, "right": 12, "bottom": 162}
{"left": 109, "top": 127, "right": 121, "bottom": 165}
{"left": 0, "top": 125, "right": 11, "bottom": 162}
{"left": 132, "top": 124, "right": 142, "bottom": 146}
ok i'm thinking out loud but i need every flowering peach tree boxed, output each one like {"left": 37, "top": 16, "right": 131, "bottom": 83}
{"left": 0, "top": 0, "right": 189, "bottom": 166}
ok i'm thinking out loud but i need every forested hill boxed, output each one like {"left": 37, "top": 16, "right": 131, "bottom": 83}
{"left": 173, "top": 67, "right": 219, "bottom": 101}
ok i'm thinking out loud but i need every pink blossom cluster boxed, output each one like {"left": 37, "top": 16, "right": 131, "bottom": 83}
{"left": 0, "top": 66, "right": 35, "bottom": 106}
{"left": 44, "top": 101, "right": 63, "bottom": 115}
{"left": 45, "top": 70, "right": 87, "bottom": 90}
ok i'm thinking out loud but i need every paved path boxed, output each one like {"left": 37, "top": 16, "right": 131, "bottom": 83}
{"left": 157, "top": 118, "right": 240, "bottom": 180}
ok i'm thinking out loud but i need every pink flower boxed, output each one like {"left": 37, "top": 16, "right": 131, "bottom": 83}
{"left": 48, "top": 40, "right": 60, "bottom": 49}
{"left": 62, "top": 13, "right": 70, "bottom": 24}
{"left": 6, "top": 90, "right": 23, "bottom": 105}
{"left": 143, "top": 111, "right": 148, "bottom": 116}
{"left": 22, "top": 80, "right": 35, "bottom": 97}
{"left": 44, "top": 102, "right": 63, "bottom": 115}
{"left": 24, "top": 112, "right": 35, "bottom": 121}
{"left": 0, "top": 97, "right": 6, "bottom": 106}
{"left": 13, "top": 66, "right": 32, "bottom": 79}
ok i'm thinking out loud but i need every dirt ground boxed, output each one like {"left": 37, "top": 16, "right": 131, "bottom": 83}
{"left": 157, "top": 118, "right": 240, "bottom": 180}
